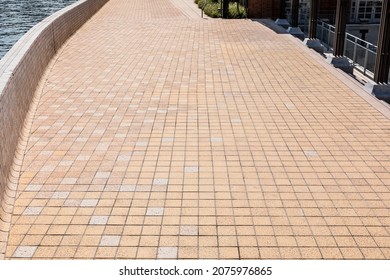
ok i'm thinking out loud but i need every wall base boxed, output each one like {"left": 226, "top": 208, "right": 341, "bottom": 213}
{"left": 303, "top": 38, "right": 325, "bottom": 54}
{"left": 275, "top": 18, "right": 290, "bottom": 29}
{"left": 326, "top": 56, "right": 354, "bottom": 74}
{"left": 364, "top": 81, "right": 390, "bottom": 103}
{"left": 287, "top": 27, "right": 305, "bottom": 41}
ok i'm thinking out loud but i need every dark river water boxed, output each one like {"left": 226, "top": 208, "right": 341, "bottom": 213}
{"left": 0, "top": 0, "right": 79, "bottom": 60}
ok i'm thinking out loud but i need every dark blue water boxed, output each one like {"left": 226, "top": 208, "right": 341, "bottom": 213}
{"left": 0, "top": 0, "right": 78, "bottom": 59}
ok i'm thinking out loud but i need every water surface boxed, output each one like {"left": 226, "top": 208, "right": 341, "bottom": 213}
{"left": 0, "top": 0, "right": 78, "bottom": 59}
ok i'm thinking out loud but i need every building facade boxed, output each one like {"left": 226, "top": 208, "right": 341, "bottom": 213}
{"left": 350, "top": 0, "right": 382, "bottom": 23}
{"left": 247, "top": 0, "right": 337, "bottom": 20}
{"left": 248, "top": 0, "right": 383, "bottom": 25}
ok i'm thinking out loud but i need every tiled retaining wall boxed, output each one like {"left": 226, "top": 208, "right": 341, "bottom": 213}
{"left": 0, "top": 0, "right": 109, "bottom": 257}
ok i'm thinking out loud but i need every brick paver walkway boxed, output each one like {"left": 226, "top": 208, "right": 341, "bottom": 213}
{"left": 4, "top": 0, "right": 390, "bottom": 259}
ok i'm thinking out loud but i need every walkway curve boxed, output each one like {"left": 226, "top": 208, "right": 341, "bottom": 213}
{"left": 5, "top": 0, "right": 390, "bottom": 259}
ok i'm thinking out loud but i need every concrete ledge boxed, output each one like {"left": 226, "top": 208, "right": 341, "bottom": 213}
{"left": 253, "top": 19, "right": 289, "bottom": 34}
{"left": 0, "top": 0, "right": 110, "bottom": 257}
{"left": 275, "top": 18, "right": 290, "bottom": 29}
{"left": 287, "top": 27, "right": 305, "bottom": 41}
{"left": 285, "top": 34, "right": 390, "bottom": 120}
{"left": 303, "top": 38, "right": 325, "bottom": 54}
{"left": 326, "top": 55, "right": 354, "bottom": 74}
{"left": 364, "top": 81, "right": 390, "bottom": 103}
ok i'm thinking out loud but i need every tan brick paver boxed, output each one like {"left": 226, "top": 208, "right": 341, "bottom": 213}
{"left": 5, "top": 0, "right": 390, "bottom": 259}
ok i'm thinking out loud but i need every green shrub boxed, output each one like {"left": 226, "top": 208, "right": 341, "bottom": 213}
{"left": 204, "top": 2, "right": 221, "bottom": 18}
{"left": 228, "top": 2, "right": 247, "bottom": 18}
{"left": 195, "top": 0, "right": 247, "bottom": 19}
{"left": 197, "top": 0, "right": 221, "bottom": 18}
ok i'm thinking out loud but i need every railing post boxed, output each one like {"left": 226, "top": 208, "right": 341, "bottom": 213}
{"left": 291, "top": 0, "right": 299, "bottom": 28}
{"left": 275, "top": 0, "right": 290, "bottom": 29}
{"left": 304, "top": 0, "right": 324, "bottom": 53}
{"left": 280, "top": 0, "right": 286, "bottom": 19}
{"left": 374, "top": 0, "right": 390, "bottom": 84}
{"left": 343, "top": 34, "right": 347, "bottom": 56}
{"left": 287, "top": 0, "right": 305, "bottom": 40}
{"left": 308, "top": 0, "right": 319, "bottom": 39}
{"left": 364, "top": 47, "right": 369, "bottom": 75}
{"left": 333, "top": 0, "right": 349, "bottom": 57}
{"left": 327, "top": 0, "right": 353, "bottom": 74}
{"left": 222, "top": 0, "right": 229, "bottom": 18}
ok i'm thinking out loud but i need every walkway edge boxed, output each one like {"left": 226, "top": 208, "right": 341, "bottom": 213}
{"left": 286, "top": 33, "right": 390, "bottom": 120}
{"left": 255, "top": 19, "right": 390, "bottom": 120}
{"left": 0, "top": 0, "right": 110, "bottom": 259}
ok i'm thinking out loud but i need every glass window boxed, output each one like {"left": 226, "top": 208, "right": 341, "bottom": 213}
{"left": 352, "top": 0, "right": 383, "bottom": 23}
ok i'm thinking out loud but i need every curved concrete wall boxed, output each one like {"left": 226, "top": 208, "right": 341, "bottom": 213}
{"left": 0, "top": 0, "right": 109, "bottom": 256}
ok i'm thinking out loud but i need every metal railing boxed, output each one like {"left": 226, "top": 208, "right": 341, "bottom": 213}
{"left": 316, "top": 21, "right": 336, "bottom": 51}
{"left": 316, "top": 21, "right": 378, "bottom": 79}
{"left": 344, "top": 33, "right": 377, "bottom": 77}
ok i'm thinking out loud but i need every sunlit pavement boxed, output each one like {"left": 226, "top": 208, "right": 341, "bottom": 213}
{"left": 5, "top": 0, "right": 390, "bottom": 259}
